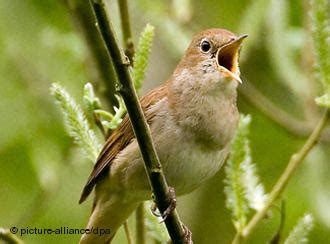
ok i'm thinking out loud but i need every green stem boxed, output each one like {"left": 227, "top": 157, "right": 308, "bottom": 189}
{"left": 64, "top": 0, "right": 118, "bottom": 108}
{"left": 94, "top": 109, "right": 115, "bottom": 120}
{"left": 123, "top": 221, "right": 133, "bottom": 244}
{"left": 118, "top": 0, "right": 135, "bottom": 63}
{"left": 89, "top": 1, "right": 188, "bottom": 243}
{"left": 0, "top": 228, "right": 24, "bottom": 244}
{"left": 232, "top": 109, "right": 329, "bottom": 243}
{"left": 232, "top": 232, "right": 243, "bottom": 244}
{"left": 118, "top": 1, "right": 148, "bottom": 241}
{"left": 136, "top": 203, "right": 146, "bottom": 244}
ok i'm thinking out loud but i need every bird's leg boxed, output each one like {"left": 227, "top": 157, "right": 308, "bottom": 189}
{"left": 161, "top": 187, "right": 177, "bottom": 221}
{"left": 166, "top": 225, "right": 193, "bottom": 244}
{"left": 151, "top": 188, "right": 193, "bottom": 243}
{"left": 150, "top": 187, "right": 177, "bottom": 221}
{"left": 182, "top": 224, "right": 193, "bottom": 244}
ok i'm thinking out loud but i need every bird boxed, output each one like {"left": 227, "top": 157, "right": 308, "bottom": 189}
{"left": 79, "top": 28, "right": 247, "bottom": 243}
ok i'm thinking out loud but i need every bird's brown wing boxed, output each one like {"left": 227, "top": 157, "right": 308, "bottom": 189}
{"left": 79, "top": 86, "right": 168, "bottom": 204}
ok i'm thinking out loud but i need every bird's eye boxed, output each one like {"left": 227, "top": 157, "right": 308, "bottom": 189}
{"left": 200, "top": 39, "right": 211, "bottom": 53}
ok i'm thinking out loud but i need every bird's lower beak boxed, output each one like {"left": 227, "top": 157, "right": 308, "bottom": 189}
{"left": 216, "top": 34, "right": 248, "bottom": 84}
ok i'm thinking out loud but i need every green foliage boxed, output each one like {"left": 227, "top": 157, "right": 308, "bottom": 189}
{"left": 83, "top": 82, "right": 102, "bottom": 114}
{"left": 96, "top": 95, "right": 126, "bottom": 130}
{"left": 311, "top": 0, "right": 330, "bottom": 107}
{"left": 284, "top": 214, "right": 314, "bottom": 244}
{"left": 225, "top": 115, "right": 250, "bottom": 230}
{"left": 225, "top": 115, "right": 267, "bottom": 231}
{"left": 83, "top": 82, "right": 127, "bottom": 132}
{"left": 85, "top": 84, "right": 125, "bottom": 133}
{"left": 51, "top": 83, "right": 101, "bottom": 161}
{"left": 144, "top": 202, "right": 169, "bottom": 243}
{"left": 311, "top": 0, "right": 330, "bottom": 87}
{"left": 315, "top": 93, "right": 330, "bottom": 108}
{"left": 52, "top": 82, "right": 126, "bottom": 147}
{"left": 132, "top": 24, "right": 155, "bottom": 91}
{"left": 241, "top": 154, "right": 267, "bottom": 211}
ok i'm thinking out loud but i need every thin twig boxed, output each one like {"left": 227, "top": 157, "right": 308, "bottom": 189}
{"left": 118, "top": 1, "right": 146, "bottom": 241}
{"left": 118, "top": 0, "right": 135, "bottom": 63}
{"left": 123, "top": 221, "right": 133, "bottom": 244}
{"left": 136, "top": 203, "right": 146, "bottom": 244}
{"left": 0, "top": 228, "right": 23, "bottom": 244}
{"left": 89, "top": 1, "right": 189, "bottom": 243}
{"left": 64, "top": 0, "right": 118, "bottom": 108}
{"left": 232, "top": 109, "right": 329, "bottom": 244}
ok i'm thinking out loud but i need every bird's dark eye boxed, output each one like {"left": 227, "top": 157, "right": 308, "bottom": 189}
{"left": 200, "top": 39, "right": 211, "bottom": 53}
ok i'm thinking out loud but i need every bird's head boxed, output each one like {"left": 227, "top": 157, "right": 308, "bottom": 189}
{"left": 172, "top": 29, "right": 247, "bottom": 95}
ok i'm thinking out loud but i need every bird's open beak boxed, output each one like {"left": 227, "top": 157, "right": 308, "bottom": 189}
{"left": 216, "top": 34, "right": 248, "bottom": 84}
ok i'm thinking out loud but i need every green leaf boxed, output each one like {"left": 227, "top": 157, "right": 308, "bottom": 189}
{"left": 310, "top": 0, "right": 330, "bottom": 87}
{"left": 83, "top": 82, "right": 102, "bottom": 114}
{"left": 145, "top": 201, "right": 169, "bottom": 243}
{"left": 100, "top": 95, "right": 126, "bottom": 130}
{"left": 50, "top": 83, "right": 101, "bottom": 161}
{"left": 132, "top": 24, "right": 155, "bottom": 92}
{"left": 225, "top": 115, "right": 267, "bottom": 231}
{"left": 241, "top": 155, "right": 268, "bottom": 211}
{"left": 225, "top": 115, "right": 251, "bottom": 231}
{"left": 284, "top": 214, "right": 314, "bottom": 244}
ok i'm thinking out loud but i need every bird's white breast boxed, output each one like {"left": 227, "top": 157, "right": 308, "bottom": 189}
{"left": 150, "top": 98, "right": 230, "bottom": 195}
{"left": 111, "top": 96, "right": 234, "bottom": 201}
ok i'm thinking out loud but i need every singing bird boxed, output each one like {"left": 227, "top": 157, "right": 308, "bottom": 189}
{"left": 79, "top": 28, "right": 247, "bottom": 243}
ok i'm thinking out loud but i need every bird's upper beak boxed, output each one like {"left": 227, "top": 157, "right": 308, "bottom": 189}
{"left": 216, "top": 34, "right": 248, "bottom": 84}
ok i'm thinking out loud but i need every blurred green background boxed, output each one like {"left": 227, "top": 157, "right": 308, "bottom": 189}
{"left": 0, "top": 0, "right": 329, "bottom": 243}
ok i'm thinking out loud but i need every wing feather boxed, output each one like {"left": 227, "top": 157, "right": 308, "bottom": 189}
{"left": 79, "top": 86, "right": 167, "bottom": 203}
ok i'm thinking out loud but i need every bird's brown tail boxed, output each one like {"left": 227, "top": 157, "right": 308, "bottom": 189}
{"left": 79, "top": 195, "right": 139, "bottom": 243}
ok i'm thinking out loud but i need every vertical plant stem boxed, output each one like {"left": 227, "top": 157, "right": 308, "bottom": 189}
{"left": 232, "top": 233, "right": 243, "bottom": 244}
{"left": 136, "top": 203, "right": 146, "bottom": 244}
{"left": 89, "top": 1, "right": 189, "bottom": 243}
{"left": 0, "top": 228, "right": 23, "bottom": 244}
{"left": 64, "top": 0, "right": 118, "bottom": 108}
{"left": 123, "top": 221, "right": 133, "bottom": 244}
{"left": 118, "top": 0, "right": 135, "bottom": 63}
{"left": 118, "top": 0, "right": 147, "bottom": 241}
{"left": 232, "top": 109, "right": 329, "bottom": 243}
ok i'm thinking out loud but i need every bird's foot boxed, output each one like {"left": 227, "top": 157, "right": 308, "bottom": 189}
{"left": 166, "top": 224, "right": 193, "bottom": 244}
{"left": 182, "top": 224, "right": 193, "bottom": 244}
{"left": 150, "top": 202, "right": 161, "bottom": 217}
{"left": 161, "top": 187, "right": 177, "bottom": 221}
{"left": 150, "top": 187, "right": 177, "bottom": 222}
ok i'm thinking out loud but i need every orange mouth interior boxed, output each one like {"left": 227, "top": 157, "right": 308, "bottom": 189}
{"left": 216, "top": 43, "right": 239, "bottom": 75}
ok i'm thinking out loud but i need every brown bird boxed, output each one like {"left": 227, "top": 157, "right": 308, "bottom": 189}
{"left": 79, "top": 28, "right": 247, "bottom": 243}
